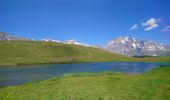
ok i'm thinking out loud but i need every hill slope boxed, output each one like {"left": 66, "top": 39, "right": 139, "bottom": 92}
{"left": 0, "top": 41, "right": 131, "bottom": 65}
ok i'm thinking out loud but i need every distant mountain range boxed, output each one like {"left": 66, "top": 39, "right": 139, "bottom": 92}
{"left": 0, "top": 32, "right": 170, "bottom": 56}
{"left": 106, "top": 37, "right": 170, "bottom": 56}
{"left": 0, "top": 32, "right": 28, "bottom": 40}
{"left": 41, "top": 39, "right": 90, "bottom": 47}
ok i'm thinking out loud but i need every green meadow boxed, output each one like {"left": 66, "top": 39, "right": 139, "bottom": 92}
{"left": 0, "top": 40, "right": 170, "bottom": 65}
{"left": 0, "top": 40, "right": 132, "bottom": 65}
{"left": 0, "top": 66, "right": 170, "bottom": 100}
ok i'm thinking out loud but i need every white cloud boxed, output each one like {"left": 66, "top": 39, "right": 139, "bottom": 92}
{"left": 141, "top": 18, "right": 159, "bottom": 31}
{"left": 162, "top": 26, "right": 170, "bottom": 32}
{"left": 130, "top": 24, "right": 138, "bottom": 30}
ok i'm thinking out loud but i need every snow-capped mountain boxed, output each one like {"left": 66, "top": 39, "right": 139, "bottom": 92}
{"left": 0, "top": 32, "right": 28, "bottom": 40}
{"left": 41, "top": 39, "right": 61, "bottom": 43}
{"left": 1, "top": 32, "right": 169, "bottom": 56}
{"left": 41, "top": 38, "right": 90, "bottom": 47}
{"left": 63, "top": 39, "right": 90, "bottom": 47}
{"left": 106, "top": 37, "right": 169, "bottom": 56}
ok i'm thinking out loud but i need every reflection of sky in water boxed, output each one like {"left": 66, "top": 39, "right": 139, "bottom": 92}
{"left": 0, "top": 62, "right": 170, "bottom": 87}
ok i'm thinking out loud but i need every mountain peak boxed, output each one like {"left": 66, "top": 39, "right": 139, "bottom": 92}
{"left": 41, "top": 39, "right": 61, "bottom": 43}
{"left": 109, "top": 36, "right": 137, "bottom": 45}
{"left": 0, "top": 32, "right": 28, "bottom": 40}
{"left": 62, "top": 39, "right": 90, "bottom": 47}
{"left": 63, "top": 39, "right": 79, "bottom": 45}
{"left": 107, "top": 37, "right": 167, "bottom": 56}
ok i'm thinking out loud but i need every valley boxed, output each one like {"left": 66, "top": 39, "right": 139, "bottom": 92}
{"left": 1, "top": 0, "right": 170, "bottom": 99}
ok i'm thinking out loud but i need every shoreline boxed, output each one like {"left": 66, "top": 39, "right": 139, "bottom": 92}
{"left": 0, "top": 66, "right": 169, "bottom": 99}
{"left": 0, "top": 60, "right": 170, "bottom": 66}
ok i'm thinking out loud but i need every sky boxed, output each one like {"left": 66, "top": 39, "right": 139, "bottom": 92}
{"left": 0, "top": 0, "right": 170, "bottom": 45}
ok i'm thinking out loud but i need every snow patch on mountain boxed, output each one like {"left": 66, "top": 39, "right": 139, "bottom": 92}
{"left": 63, "top": 39, "right": 90, "bottom": 47}
{"left": 41, "top": 39, "right": 61, "bottom": 43}
{"left": 41, "top": 38, "right": 90, "bottom": 47}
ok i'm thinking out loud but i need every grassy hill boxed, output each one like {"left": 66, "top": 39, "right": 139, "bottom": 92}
{"left": 0, "top": 40, "right": 169, "bottom": 65}
{"left": 0, "top": 66, "right": 170, "bottom": 100}
{"left": 0, "top": 40, "right": 132, "bottom": 65}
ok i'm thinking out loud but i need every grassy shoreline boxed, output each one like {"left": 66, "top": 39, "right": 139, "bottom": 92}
{"left": 0, "top": 66, "right": 170, "bottom": 100}
{"left": 0, "top": 56, "right": 170, "bottom": 66}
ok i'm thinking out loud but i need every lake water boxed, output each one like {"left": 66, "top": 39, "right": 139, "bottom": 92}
{"left": 0, "top": 62, "right": 170, "bottom": 87}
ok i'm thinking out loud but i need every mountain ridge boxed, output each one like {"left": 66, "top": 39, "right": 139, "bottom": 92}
{"left": 0, "top": 32, "right": 29, "bottom": 40}
{"left": 0, "top": 32, "right": 170, "bottom": 56}
{"left": 106, "top": 37, "right": 170, "bottom": 56}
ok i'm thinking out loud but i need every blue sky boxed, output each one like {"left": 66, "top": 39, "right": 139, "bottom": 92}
{"left": 1, "top": 0, "right": 170, "bottom": 45}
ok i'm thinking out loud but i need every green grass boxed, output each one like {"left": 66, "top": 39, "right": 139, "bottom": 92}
{"left": 0, "top": 66, "right": 170, "bottom": 100}
{"left": 0, "top": 40, "right": 132, "bottom": 65}
{"left": 133, "top": 56, "right": 170, "bottom": 62}
{"left": 0, "top": 40, "right": 170, "bottom": 65}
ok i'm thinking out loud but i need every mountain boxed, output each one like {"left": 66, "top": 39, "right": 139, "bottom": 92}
{"left": 0, "top": 32, "right": 29, "bottom": 40}
{"left": 41, "top": 39, "right": 61, "bottom": 43}
{"left": 0, "top": 40, "right": 130, "bottom": 65}
{"left": 1, "top": 32, "right": 169, "bottom": 57}
{"left": 41, "top": 39, "right": 90, "bottom": 47}
{"left": 63, "top": 39, "right": 90, "bottom": 47}
{"left": 165, "top": 45, "right": 170, "bottom": 50}
{"left": 106, "top": 37, "right": 169, "bottom": 56}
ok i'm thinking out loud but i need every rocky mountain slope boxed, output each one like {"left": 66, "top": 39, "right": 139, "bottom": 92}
{"left": 106, "top": 37, "right": 169, "bottom": 56}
